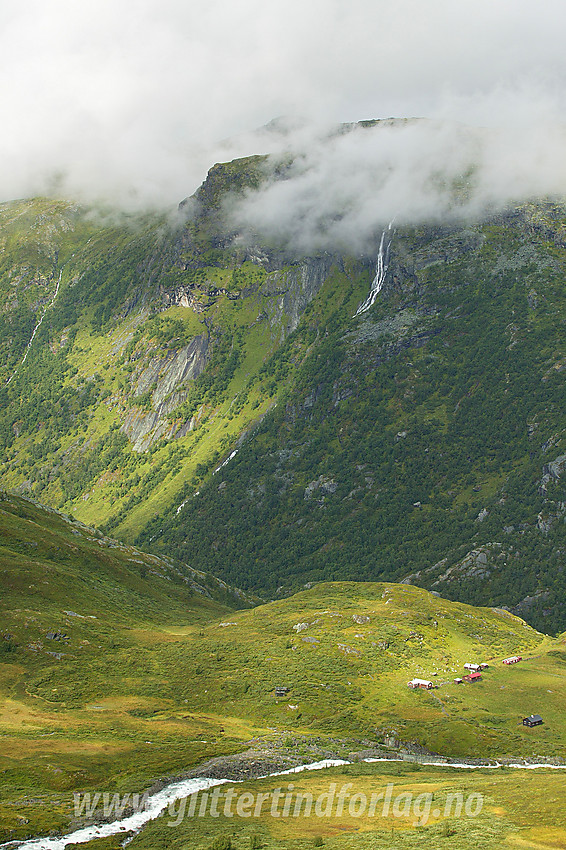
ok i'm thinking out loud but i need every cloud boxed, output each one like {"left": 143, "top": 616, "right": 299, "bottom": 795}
{"left": 1, "top": 0, "right": 566, "bottom": 212}
{"left": 229, "top": 112, "right": 566, "bottom": 254}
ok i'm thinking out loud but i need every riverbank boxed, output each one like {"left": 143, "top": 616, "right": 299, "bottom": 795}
{"left": 6, "top": 733, "right": 566, "bottom": 850}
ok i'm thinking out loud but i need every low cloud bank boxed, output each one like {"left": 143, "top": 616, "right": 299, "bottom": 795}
{"left": 228, "top": 115, "right": 566, "bottom": 255}
{"left": 3, "top": 1, "right": 566, "bottom": 214}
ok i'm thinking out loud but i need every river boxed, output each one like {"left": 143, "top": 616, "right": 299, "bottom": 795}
{"left": 6, "top": 754, "right": 566, "bottom": 850}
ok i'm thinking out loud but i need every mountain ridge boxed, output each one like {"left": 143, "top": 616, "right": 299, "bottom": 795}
{"left": 1, "top": 143, "right": 566, "bottom": 630}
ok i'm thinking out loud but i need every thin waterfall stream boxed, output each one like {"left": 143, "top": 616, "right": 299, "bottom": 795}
{"left": 355, "top": 220, "right": 394, "bottom": 316}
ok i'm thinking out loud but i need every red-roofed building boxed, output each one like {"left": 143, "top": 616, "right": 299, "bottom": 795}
{"left": 463, "top": 671, "right": 482, "bottom": 683}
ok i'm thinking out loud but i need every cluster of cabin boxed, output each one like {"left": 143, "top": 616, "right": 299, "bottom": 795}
{"left": 407, "top": 655, "right": 542, "bottom": 728}
{"left": 454, "top": 662, "right": 489, "bottom": 685}
{"left": 459, "top": 662, "right": 489, "bottom": 683}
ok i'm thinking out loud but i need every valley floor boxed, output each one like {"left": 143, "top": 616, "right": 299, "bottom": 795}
{"left": 5, "top": 744, "right": 566, "bottom": 850}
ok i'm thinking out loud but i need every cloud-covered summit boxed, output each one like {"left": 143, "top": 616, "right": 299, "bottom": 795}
{"left": 2, "top": 0, "right": 566, "bottom": 216}
{"left": 228, "top": 116, "right": 566, "bottom": 254}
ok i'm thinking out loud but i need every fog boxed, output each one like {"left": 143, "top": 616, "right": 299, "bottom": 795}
{"left": 2, "top": 0, "right": 566, "bottom": 246}
{"left": 230, "top": 111, "right": 566, "bottom": 253}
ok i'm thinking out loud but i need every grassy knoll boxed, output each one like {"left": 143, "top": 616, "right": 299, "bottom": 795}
{"left": 146, "top": 582, "right": 565, "bottom": 760}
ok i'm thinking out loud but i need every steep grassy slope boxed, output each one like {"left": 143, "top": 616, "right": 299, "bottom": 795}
{"left": 0, "top": 490, "right": 248, "bottom": 615}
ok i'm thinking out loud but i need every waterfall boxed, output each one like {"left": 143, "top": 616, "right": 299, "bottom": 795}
{"left": 5, "top": 269, "right": 63, "bottom": 387}
{"left": 4, "top": 236, "right": 94, "bottom": 388}
{"left": 355, "top": 220, "right": 394, "bottom": 316}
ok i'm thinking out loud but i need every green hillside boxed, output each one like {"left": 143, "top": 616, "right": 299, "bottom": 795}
{"left": 0, "top": 492, "right": 256, "bottom": 842}
{"left": 2, "top": 546, "right": 566, "bottom": 843}
{"left": 0, "top": 490, "right": 247, "bottom": 615}
{"left": 0, "top": 138, "right": 566, "bottom": 631}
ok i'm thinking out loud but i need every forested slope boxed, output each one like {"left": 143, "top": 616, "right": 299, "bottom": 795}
{"left": 138, "top": 206, "right": 566, "bottom": 633}
{"left": 1, "top": 145, "right": 566, "bottom": 631}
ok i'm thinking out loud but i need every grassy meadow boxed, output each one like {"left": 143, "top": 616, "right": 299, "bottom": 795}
{"left": 128, "top": 761, "right": 566, "bottom": 850}
{"left": 1, "top": 494, "right": 565, "bottom": 843}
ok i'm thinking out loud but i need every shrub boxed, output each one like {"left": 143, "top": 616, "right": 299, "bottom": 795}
{"left": 210, "top": 836, "right": 232, "bottom": 850}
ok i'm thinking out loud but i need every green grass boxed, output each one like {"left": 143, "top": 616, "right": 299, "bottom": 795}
{"left": 1, "top": 493, "right": 565, "bottom": 842}
{"left": 128, "top": 761, "right": 566, "bottom": 850}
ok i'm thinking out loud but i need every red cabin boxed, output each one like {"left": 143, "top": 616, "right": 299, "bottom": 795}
{"left": 463, "top": 671, "right": 482, "bottom": 683}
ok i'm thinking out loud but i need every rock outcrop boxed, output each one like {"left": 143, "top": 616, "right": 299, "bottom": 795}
{"left": 121, "top": 335, "right": 208, "bottom": 451}
{"left": 259, "top": 255, "right": 336, "bottom": 340}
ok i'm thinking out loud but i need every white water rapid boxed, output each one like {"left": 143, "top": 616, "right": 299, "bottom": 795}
{"left": 355, "top": 220, "right": 394, "bottom": 316}
{"left": 7, "top": 755, "right": 566, "bottom": 850}
{"left": 8, "top": 760, "right": 348, "bottom": 850}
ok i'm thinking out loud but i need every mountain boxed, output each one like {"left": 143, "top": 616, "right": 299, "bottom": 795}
{"left": 1, "top": 133, "right": 566, "bottom": 632}
{"left": 141, "top": 198, "right": 566, "bottom": 634}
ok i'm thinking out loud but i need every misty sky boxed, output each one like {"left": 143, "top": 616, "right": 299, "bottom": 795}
{"left": 2, "top": 0, "right": 566, "bottom": 224}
